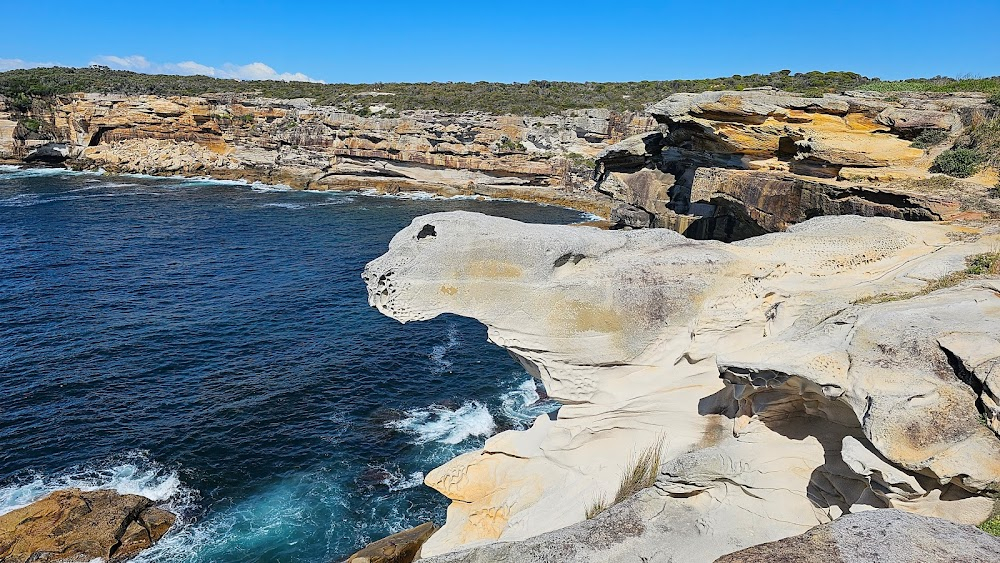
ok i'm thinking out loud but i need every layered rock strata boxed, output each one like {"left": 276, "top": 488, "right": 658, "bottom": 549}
{"left": 595, "top": 89, "right": 996, "bottom": 237}
{"left": 0, "top": 94, "right": 654, "bottom": 216}
{"left": 364, "top": 212, "right": 1000, "bottom": 560}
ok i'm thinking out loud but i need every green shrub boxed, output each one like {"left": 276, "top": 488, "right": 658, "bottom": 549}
{"left": 10, "top": 92, "right": 32, "bottom": 112}
{"left": 981, "top": 513, "right": 1000, "bottom": 536}
{"left": 966, "top": 252, "right": 1000, "bottom": 276}
{"left": 496, "top": 135, "right": 525, "bottom": 153}
{"left": 910, "top": 129, "right": 949, "bottom": 149}
{"left": 989, "top": 92, "right": 1000, "bottom": 107}
{"left": 566, "top": 152, "right": 596, "bottom": 169}
{"left": 969, "top": 113, "right": 1000, "bottom": 168}
{"left": 933, "top": 148, "right": 983, "bottom": 178}
{"left": 989, "top": 183, "right": 1000, "bottom": 199}
{"left": 19, "top": 118, "right": 40, "bottom": 133}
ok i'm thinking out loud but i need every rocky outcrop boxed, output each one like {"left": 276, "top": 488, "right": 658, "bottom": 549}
{"left": 364, "top": 212, "right": 1000, "bottom": 560}
{"left": 596, "top": 89, "right": 995, "bottom": 236}
{"left": 421, "top": 506, "right": 1000, "bottom": 563}
{"left": 0, "top": 488, "right": 176, "bottom": 562}
{"left": 0, "top": 93, "right": 655, "bottom": 215}
{"left": 344, "top": 522, "right": 437, "bottom": 563}
{"left": 714, "top": 509, "right": 1000, "bottom": 563}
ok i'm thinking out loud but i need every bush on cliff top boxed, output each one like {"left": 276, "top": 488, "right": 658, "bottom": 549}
{"left": 0, "top": 67, "right": 875, "bottom": 115}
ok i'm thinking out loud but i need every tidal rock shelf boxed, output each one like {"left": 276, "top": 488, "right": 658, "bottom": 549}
{"left": 363, "top": 211, "right": 1000, "bottom": 561}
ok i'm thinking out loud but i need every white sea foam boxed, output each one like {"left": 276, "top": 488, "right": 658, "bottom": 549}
{"left": 387, "top": 471, "right": 425, "bottom": 492}
{"left": 0, "top": 193, "right": 41, "bottom": 207}
{"left": 429, "top": 325, "right": 461, "bottom": 374}
{"left": 388, "top": 401, "right": 496, "bottom": 445}
{"left": 369, "top": 464, "right": 426, "bottom": 492}
{"left": 130, "top": 470, "right": 349, "bottom": 562}
{"left": 499, "top": 378, "right": 557, "bottom": 428}
{"left": 0, "top": 451, "right": 196, "bottom": 518}
{"left": 260, "top": 202, "right": 305, "bottom": 210}
{"left": 0, "top": 166, "right": 72, "bottom": 179}
{"left": 249, "top": 181, "right": 293, "bottom": 193}
{"left": 575, "top": 211, "right": 606, "bottom": 222}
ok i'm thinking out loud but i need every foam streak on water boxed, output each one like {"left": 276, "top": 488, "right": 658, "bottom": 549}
{"left": 0, "top": 168, "right": 577, "bottom": 562}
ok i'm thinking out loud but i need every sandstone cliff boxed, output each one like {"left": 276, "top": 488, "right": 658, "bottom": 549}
{"left": 0, "top": 93, "right": 655, "bottom": 216}
{"left": 3, "top": 88, "right": 996, "bottom": 237}
{"left": 364, "top": 212, "right": 1000, "bottom": 560}
{"left": 595, "top": 88, "right": 998, "bottom": 238}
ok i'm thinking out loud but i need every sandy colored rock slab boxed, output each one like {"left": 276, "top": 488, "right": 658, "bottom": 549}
{"left": 0, "top": 488, "right": 176, "bottom": 562}
{"left": 344, "top": 522, "right": 437, "bottom": 563}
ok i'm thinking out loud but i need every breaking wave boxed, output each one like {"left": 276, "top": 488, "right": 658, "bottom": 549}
{"left": 0, "top": 451, "right": 197, "bottom": 519}
{"left": 387, "top": 401, "right": 496, "bottom": 445}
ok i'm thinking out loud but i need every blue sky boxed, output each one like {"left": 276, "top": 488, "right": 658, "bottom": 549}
{"left": 2, "top": 0, "right": 998, "bottom": 83}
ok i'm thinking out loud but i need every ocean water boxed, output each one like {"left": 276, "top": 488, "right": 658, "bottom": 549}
{"left": 0, "top": 167, "right": 575, "bottom": 562}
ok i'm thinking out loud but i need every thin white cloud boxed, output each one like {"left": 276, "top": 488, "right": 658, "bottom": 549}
{"left": 0, "top": 58, "right": 60, "bottom": 72}
{"left": 96, "top": 55, "right": 151, "bottom": 70}
{"left": 90, "top": 55, "right": 324, "bottom": 83}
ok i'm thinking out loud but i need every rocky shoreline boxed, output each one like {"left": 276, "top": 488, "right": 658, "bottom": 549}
{"left": 3, "top": 85, "right": 1000, "bottom": 561}
{"left": 4, "top": 88, "right": 997, "bottom": 240}
{"left": 0, "top": 93, "right": 644, "bottom": 220}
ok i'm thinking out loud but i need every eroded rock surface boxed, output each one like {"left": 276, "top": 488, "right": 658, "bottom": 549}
{"left": 364, "top": 212, "right": 1000, "bottom": 560}
{"left": 714, "top": 509, "right": 1000, "bottom": 563}
{"left": 0, "top": 488, "right": 175, "bottom": 562}
{"left": 595, "top": 89, "right": 995, "bottom": 236}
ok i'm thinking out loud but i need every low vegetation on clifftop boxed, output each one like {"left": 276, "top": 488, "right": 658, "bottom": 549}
{"left": 3, "top": 67, "right": 996, "bottom": 115}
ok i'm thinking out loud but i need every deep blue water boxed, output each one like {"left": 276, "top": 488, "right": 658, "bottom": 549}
{"left": 0, "top": 167, "right": 580, "bottom": 562}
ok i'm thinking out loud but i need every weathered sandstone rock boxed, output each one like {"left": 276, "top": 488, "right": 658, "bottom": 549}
{"left": 0, "top": 93, "right": 654, "bottom": 214}
{"left": 0, "top": 488, "right": 176, "bottom": 562}
{"left": 714, "top": 509, "right": 1000, "bottom": 563}
{"left": 344, "top": 522, "right": 437, "bottom": 563}
{"left": 364, "top": 212, "right": 1000, "bottom": 560}
{"left": 689, "top": 167, "right": 960, "bottom": 232}
{"left": 596, "top": 89, "right": 994, "bottom": 238}
{"left": 421, "top": 506, "right": 1000, "bottom": 563}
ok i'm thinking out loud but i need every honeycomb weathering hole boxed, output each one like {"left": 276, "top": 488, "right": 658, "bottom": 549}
{"left": 417, "top": 224, "right": 437, "bottom": 239}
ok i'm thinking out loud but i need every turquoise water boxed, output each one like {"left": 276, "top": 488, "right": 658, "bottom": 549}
{"left": 0, "top": 167, "right": 577, "bottom": 561}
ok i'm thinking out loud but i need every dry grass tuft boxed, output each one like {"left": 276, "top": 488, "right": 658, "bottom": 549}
{"left": 853, "top": 251, "right": 1000, "bottom": 305}
{"left": 585, "top": 437, "right": 664, "bottom": 519}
